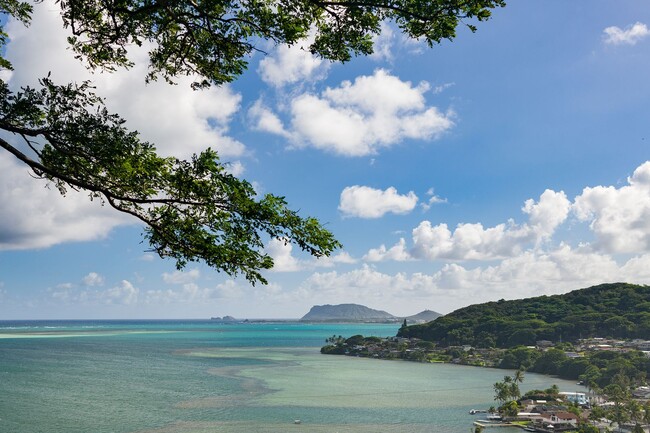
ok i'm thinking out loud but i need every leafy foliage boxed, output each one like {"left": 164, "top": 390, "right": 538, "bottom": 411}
{"left": 58, "top": 0, "right": 506, "bottom": 89}
{"left": 0, "top": 0, "right": 505, "bottom": 281}
{"left": 0, "top": 78, "right": 340, "bottom": 283}
{"left": 399, "top": 283, "right": 650, "bottom": 347}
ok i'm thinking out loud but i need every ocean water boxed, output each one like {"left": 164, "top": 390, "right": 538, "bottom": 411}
{"left": 0, "top": 320, "right": 585, "bottom": 432}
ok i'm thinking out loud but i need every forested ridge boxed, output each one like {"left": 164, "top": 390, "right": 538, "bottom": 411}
{"left": 398, "top": 283, "right": 650, "bottom": 348}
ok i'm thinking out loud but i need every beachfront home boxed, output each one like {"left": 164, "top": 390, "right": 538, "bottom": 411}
{"left": 540, "top": 411, "right": 579, "bottom": 426}
{"left": 559, "top": 391, "right": 588, "bottom": 406}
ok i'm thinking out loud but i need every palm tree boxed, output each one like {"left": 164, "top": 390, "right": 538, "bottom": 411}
{"left": 643, "top": 402, "right": 650, "bottom": 429}
{"left": 514, "top": 369, "right": 525, "bottom": 384}
{"left": 628, "top": 400, "right": 642, "bottom": 426}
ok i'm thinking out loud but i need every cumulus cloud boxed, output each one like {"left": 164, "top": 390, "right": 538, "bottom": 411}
{"left": 49, "top": 280, "right": 139, "bottom": 305}
{"left": 287, "top": 69, "right": 454, "bottom": 156}
{"left": 339, "top": 186, "right": 419, "bottom": 218}
{"left": 370, "top": 161, "right": 650, "bottom": 262}
{"left": 140, "top": 254, "right": 155, "bottom": 262}
{"left": 314, "top": 251, "right": 358, "bottom": 268}
{"left": 83, "top": 272, "right": 105, "bottom": 287}
{"left": 266, "top": 238, "right": 303, "bottom": 272}
{"left": 367, "top": 189, "right": 570, "bottom": 262}
{"left": 0, "top": 154, "right": 130, "bottom": 250}
{"left": 573, "top": 161, "right": 650, "bottom": 253}
{"left": 370, "top": 22, "right": 395, "bottom": 61}
{"left": 162, "top": 269, "right": 201, "bottom": 285}
{"left": 145, "top": 282, "right": 214, "bottom": 304}
{"left": 421, "top": 187, "right": 448, "bottom": 211}
{"left": 248, "top": 99, "right": 290, "bottom": 137}
{"left": 3, "top": 0, "right": 245, "bottom": 160}
{"left": 266, "top": 238, "right": 357, "bottom": 272}
{"left": 300, "top": 247, "right": 650, "bottom": 313}
{"left": 364, "top": 238, "right": 412, "bottom": 262}
{"left": 103, "top": 280, "right": 139, "bottom": 305}
{"left": 258, "top": 33, "right": 329, "bottom": 87}
{"left": 603, "top": 22, "right": 650, "bottom": 45}
{"left": 523, "top": 189, "right": 572, "bottom": 240}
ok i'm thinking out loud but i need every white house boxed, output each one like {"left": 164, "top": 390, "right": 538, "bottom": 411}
{"left": 559, "top": 391, "right": 588, "bottom": 406}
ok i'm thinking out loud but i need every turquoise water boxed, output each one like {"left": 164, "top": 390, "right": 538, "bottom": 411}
{"left": 0, "top": 321, "right": 585, "bottom": 432}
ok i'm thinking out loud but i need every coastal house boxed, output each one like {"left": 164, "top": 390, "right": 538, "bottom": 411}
{"left": 636, "top": 341, "right": 650, "bottom": 351}
{"left": 540, "top": 411, "right": 579, "bottom": 426}
{"left": 515, "top": 412, "right": 544, "bottom": 422}
{"left": 536, "top": 340, "right": 553, "bottom": 349}
{"left": 559, "top": 392, "right": 588, "bottom": 406}
{"left": 564, "top": 351, "right": 583, "bottom": 359}
{"left": 632, "top": 386, "right": 650, "bottom": 399}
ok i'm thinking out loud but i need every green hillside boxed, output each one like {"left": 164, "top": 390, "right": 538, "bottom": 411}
{"left": 398, "top": 283, "right": 650, "bottom": 348}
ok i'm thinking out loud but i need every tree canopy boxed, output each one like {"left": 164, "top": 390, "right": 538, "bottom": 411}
{"left": 399, "top": 283, "right": 650, "bottom": 347}
{"left": 0, "top": 0, "right": 504, "bottom": 283}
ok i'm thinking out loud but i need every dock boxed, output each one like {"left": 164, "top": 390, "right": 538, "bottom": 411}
{"left": 473, "top": 420, "right": 520, "bottom": 429}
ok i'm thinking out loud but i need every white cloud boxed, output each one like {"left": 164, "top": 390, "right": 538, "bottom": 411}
{"left": 523, "top": 189, "right": 572, "bottom": 240}
{"left": 212, "top": 280, "right": 248, "bottom": 299}
{"left": 314, "top": 251, "right": 358, "bottom": 268}
{"left": 49, "top": 279, "right": 139, "bottom": 305}
{"left": 266, "top": 238, "right": 357, "bottom": 272}
{"left": 287, "top": 69, "right": 454, "bottom": 156}
{"left": 248, "top": 99, "right": 290, "bottom": 137}
{"left": 603, "top": 22, "right": 650, "bottom": 45}
{"left": 433, "top": 82, "right": 455, "bottom": 94}
{"left": 0, "top": 154, "right": 130, "bottom": 250}
{"left": 140, "top": 254, "right": 155, "bottom": 262}
{"left": 266, "top": 238, "right": 303, "bottom": 272}
{"left": 369, "top": 189, "right": 569, "bottom": 262}
{"left": 162, "top": 268, "right": 201, "bottom": 285}
{"left": 410, "top": 220, "right": 533, "bottom": 261}
{"left": 3, "top": 0, "right": 245, "bottom": 161}
{"left": 224, "top": 160, "right": 246, "bottom": 177}
{"left": 339, "top": 185, "right": 419, "bottom": 218}
{"left": 103, "top": 280, "right": 139, "bottom": 305}
{"left": 370, "top": 22, "right": 395, "bottom": 61}
{"left": 367, "top": 160, "right": 650, "bottom": 262}
{"left": 421, "top": 187, "right": 448, "bottom": 211}
{"left": 83, "top": 272, "right": 105, "bottom": 287}
{"left": 144, "top": 282, "right": 218, "bottom": 304}
{"left": 364, "top": 238, "right": 412, "bottom": 262}
{"left": 258, "top": 33, "right": 329, "bottom": 87}
{"left": 573, "top": 161, "right": 650, "bottom": 253}
{"left": 300, "top": 247, "right": 650, "bottom": 313}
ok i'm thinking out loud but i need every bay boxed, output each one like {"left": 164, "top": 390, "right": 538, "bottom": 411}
{"left": 0, "top": 320, "right": 585, "bottom": 432}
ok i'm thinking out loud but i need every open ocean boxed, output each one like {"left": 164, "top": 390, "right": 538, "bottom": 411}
{"left": 0, "top": 320, "right": 585, "bottom": 432}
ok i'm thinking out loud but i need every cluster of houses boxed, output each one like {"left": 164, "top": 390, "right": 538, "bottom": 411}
{"left": 474, "top": 392, "right": 598, "bottom": 432}
{"left": 512, "top": 393, "right": 586, "bottom": 432}
{"left": 574, "top": 338, "right": 650, "bottom": 355}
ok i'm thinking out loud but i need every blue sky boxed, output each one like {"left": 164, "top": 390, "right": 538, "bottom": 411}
{"left": 1, "top": 1, "right": 649, "bottom": 319}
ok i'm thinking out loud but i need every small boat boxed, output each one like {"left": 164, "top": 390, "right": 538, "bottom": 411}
{"left": 294, "top": 419, "right": 301, "bottom": 424}
{"left": 469, "top": 409, "right": 487, "bottom": 414}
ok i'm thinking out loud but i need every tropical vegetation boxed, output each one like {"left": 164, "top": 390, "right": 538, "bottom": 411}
{"left": 398, "top": 283, "right": 650, "bottom": 347}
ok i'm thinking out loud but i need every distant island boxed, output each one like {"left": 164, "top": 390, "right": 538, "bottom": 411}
{"left": 210, "top": 315, "right": 238, "bottom": 322}
{"left": 300, "top": 303, "right": 441, "bottom": 323}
